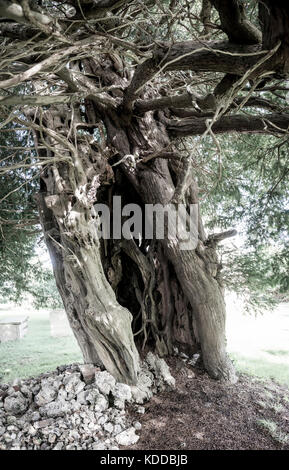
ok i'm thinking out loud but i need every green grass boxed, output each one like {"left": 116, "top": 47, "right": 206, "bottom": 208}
{"left": 257, "top": 419, "right": 289, "bottom": 446}
{"left": 265, "top": 350, "right": 289, "bottom": 357}
{"left": 1, "top": 299, "right": 289, "bottom": 387}
{"left": 0, "top": 311, "right": 82, "bottom": 383}
{"left": 230, "top": 352, "right": 289, "bottom": 387}
{"left": 226, "top": 298, "right": 289, "bottom": 387}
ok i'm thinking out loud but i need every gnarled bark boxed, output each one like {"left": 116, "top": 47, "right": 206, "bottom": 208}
{"left": 101, "top": 92, "right": 236, "bottom": 382}
{"left": 34, "top": 108, "right": 140, "bottom": 385}
{"left": 138, "top": 159, "right": 236, "bottom": 382}
{"left": 36, "top": 192, "right": 101, "bottom": 365}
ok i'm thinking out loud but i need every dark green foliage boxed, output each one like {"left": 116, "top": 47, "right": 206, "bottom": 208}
{"left": 0, "top": 124, "right": 61, "bottom": 308}
{"left": 26, "top": 267, "right": 63, "bottom": 309}
{"left": 197, "top": 132, "right": 289, "bottom": 309}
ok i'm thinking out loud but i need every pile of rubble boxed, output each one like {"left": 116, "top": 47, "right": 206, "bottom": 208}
{"left": 0, "top": 352, "right": 175, "bottom": 450}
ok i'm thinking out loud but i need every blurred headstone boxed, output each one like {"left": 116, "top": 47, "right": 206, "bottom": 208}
{"left": 0, "top": 316, "right": 29, "bottom": 342}
{"left": 49, "top": 309, "right": 73, "bottom": 337}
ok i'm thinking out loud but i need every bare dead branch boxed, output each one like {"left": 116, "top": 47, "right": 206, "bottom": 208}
{"left": 206, "top": 229, "right": 238, "bottom": 245}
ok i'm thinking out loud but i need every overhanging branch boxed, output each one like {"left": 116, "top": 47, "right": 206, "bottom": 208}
{"left": 135, "top": 92, "right": 197, "bottom": 114}
{"left": 124, "top": 41, "right": 271, "bottom": 109}
{"left": 0, "top": 35, "right": 103, "bottom": 90}
{"left": 167, "top": 113, "right": 289, "bottom": 138}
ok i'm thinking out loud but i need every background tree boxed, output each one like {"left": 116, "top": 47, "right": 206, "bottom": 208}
{"left": 0, "top": 0, "right": 288, "bottom": 384}
{"left": 199, "top": 131, "right": 289, "bottom": 310}
{"left": 0, "top": 120, "right": 62, "bottom": 307}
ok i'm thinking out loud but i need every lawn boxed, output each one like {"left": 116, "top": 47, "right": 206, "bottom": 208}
{"left": 0, "top": 305, "right": 82, "bottom": 383}
{"left": 0, "top": 298, "right": 289, "bottom": 386}
{"left": 226, "top": 296, "right": 289, "bottom": 386}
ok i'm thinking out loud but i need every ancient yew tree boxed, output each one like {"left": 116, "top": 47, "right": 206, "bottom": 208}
{"left": 0, "top": 0, "right": 289, "bottom": 384}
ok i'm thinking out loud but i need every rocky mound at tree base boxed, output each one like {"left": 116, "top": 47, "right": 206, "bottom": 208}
{"left": 0, "top": 352, "right": 175, "bottom": 450}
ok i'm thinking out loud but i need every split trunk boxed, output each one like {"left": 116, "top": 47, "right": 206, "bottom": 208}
{"left": 35, "top": 58, "right": 236, "bottom": 384}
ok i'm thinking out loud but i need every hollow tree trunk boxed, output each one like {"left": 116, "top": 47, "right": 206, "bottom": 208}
{"left": 33, "top": 55, "right": 236, "bottom": 384}
{"left": 101, "top": 99, "right": 236, "bottom": 382}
